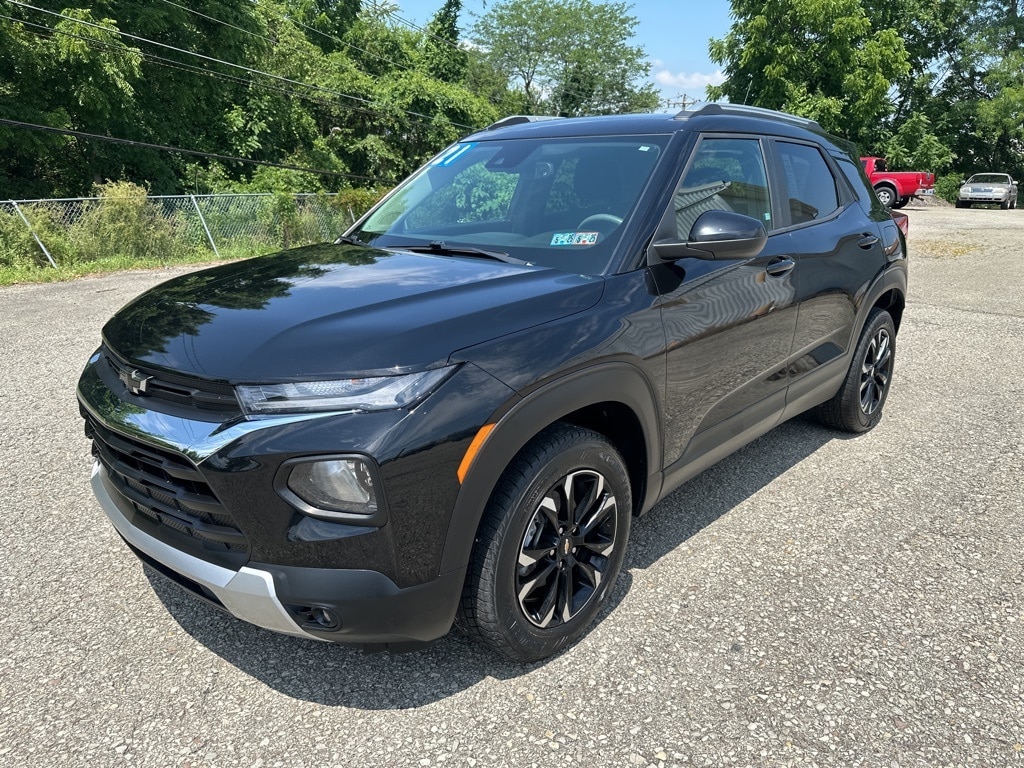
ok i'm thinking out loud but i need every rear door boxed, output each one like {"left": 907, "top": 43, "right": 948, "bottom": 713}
{"left": 767, "top": 139, "right": 890, "bottom": 419}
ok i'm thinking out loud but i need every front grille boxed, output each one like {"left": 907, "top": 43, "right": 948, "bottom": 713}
{"left": 102, "top": 345, "right": 240, "bottom": 414}
{"left": 86, "top": 417, "right": 248, "bottom": 552}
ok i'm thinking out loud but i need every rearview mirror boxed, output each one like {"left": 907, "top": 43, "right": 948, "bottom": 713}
{"left": 651, "top": 209, "right": 768, "bottom": 262}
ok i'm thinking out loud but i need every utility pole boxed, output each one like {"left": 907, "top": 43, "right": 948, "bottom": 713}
{"left": 663, "top": 93, "right": 702, "bottom": 111}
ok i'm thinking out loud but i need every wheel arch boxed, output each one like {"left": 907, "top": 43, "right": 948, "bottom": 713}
{"left": 439, "top": 362, "right": 662, "bottom": 574}
{"left": 871, "top": 287, "right": 905, "bottom": 334}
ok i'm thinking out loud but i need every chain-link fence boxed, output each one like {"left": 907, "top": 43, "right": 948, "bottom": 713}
{"left": 0, "top": 193, "right": 363, "bottom": 270}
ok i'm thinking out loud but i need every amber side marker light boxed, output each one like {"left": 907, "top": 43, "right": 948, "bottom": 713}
{"left": 457, "top": 424, "right": 496, "bottom": 484}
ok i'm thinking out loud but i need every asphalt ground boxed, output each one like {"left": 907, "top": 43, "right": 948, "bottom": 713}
{"left": 1, "top": 202, "right": 1021, "bottom": 767}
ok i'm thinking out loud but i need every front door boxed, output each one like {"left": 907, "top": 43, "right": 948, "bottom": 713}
{"left": 652, "top": 135, "right": 799, "bottom": 474}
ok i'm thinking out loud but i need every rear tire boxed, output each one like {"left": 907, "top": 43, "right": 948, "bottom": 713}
{"left": 874, "top": 185, "right": 897, "bottom": 208}
{"left": 815, "top": 309, "right": 896, "bottom": 433}
{"left": 459, "top": 425, "right": 631, "bottom": 662}
{"left": 891, "top": 196, "right": 909, "bottom": 209}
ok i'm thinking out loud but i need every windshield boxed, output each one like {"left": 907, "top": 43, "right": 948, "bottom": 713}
{"left": 350, "top": 135, "right": 668, "bottom": 274}
{"left": 967, "top": 174, "right": 1011, "bottom": 184}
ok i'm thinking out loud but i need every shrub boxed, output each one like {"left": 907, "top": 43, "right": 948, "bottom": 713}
{"left": 70, "top": 181, "right": 194, "bottom": 264}
{"left": 0, "top": 203, "right": 78, "bottom": 269}
{"left": 329, "top": 187, "right": 389, "bottom": 225}
{"left": 935, "top": 174, "right": 963, "bottom": 204}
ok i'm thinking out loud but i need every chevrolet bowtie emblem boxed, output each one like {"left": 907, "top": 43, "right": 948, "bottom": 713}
{"left": 119, "top": 367, "right": 153, "bottom": 396}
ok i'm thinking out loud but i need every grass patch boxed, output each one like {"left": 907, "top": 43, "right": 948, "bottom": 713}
{"left": 912, "top": 239, "right": 978, "bottom": 259}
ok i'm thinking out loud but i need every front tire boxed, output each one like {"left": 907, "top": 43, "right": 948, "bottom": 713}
{"left": 815, "top": 309, "right": 896, "bottom": 433}
{"left": 459, "top": 425, "right": 631, "bottom": 662}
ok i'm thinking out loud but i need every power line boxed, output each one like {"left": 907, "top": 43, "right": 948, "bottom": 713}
{"left": 155, "top": 0, "right": 277, "bottom": 47}
{"left": 0, "top": 11, "right": 453, "bottom": 135}
{"left": 6, "top": 0, "right": 477, "bottom": 131}
{"left": 0, "top": 118, "right": 393, "bottom": 183}
{"left": 155, "top": 0, "right": 417, "bottom": 78}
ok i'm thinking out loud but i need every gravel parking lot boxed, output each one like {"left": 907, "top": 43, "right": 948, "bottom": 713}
{"left": 1, "top": 201, "right": 1021, "bottom": 767}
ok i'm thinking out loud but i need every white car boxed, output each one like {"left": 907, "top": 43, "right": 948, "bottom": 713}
{"left": 956, "top": 173, "right": 1018, "bottom": 209}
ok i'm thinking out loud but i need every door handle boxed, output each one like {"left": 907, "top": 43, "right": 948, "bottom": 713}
{"left": 858, "top": 234, "right": 880, "bottom": 249}
{"left": 765, "top": 256, "right": 795, "bottom": 276}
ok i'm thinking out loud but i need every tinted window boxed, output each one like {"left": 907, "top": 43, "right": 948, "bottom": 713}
{"left": 836, "top": 156, "right": 872, "bottom": 209}
{"left": 776, "top": 142, "right": 840, "bottom": 225}
{"left": 672, "top": 137, "right": 771, "bottom": 239}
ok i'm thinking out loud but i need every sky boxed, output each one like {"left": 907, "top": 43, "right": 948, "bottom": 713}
{"left": 393, "top": 0, "right": 734, "bottom": 109}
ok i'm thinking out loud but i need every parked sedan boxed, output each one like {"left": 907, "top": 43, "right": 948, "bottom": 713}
{"left": 956, "top": 173, "right": 1018, "bottom": 209}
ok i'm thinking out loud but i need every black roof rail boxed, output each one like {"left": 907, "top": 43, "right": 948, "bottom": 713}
{"left": 676, "top": 103, "right": 824, "bottom": 132}
{"left": 486, "top": 115, "right": 565, "bottom": 131}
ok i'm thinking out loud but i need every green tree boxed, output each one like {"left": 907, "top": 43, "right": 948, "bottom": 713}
{"left": 0, "top": 7, "right": 143, "bottom": 197}
{"left": 708, "top": 0, "right": 910, "bottom": 144}
{"left": 471, "top": 0, "right": 658, "bottom": 116}
{"left": 423, "top": 0, "right": 468, "bottom": 83}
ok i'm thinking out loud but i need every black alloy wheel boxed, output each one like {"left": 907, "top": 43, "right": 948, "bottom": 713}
{"left": 459, "top": 425, "right": 631, "bottom": 662}
{"left": 815, "top": 308, "right": 897, "bottom": 433}
{"left": 859, "top": 325, "right": 892, "bottom": 417}
{"left": 516, "top": 469, "right": 618, "bottom": 628}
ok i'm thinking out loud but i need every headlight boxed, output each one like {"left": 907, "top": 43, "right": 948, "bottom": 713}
{"left": 236, "top": 366, "right": 456, "bottom": 415}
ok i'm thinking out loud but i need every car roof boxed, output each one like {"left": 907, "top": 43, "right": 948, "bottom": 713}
{"left": 462, "top": 104, "right": 852, "bottom": 155}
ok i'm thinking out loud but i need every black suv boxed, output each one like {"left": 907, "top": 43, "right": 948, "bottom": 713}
{"left": 78, "top": 105, "right": 906, "bottom": 662}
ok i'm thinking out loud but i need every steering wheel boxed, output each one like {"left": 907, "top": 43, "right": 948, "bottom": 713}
{"left": 576, "top": 213, "right": 623, "bottom": 230}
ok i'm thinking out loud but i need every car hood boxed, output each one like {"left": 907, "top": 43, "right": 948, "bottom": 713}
{"left": 102, "top": 243, "right": 604, "bottom": 382}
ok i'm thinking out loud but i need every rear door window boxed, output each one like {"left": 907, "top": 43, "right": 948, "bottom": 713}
{"left": 773, "top": 142, "right": 840, "bottom": 225}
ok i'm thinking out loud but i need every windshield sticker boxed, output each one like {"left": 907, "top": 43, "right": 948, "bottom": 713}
{"left": 551, "top": 231, "right": 600, "bottom": 246}
{"left": 431, "top": 143, "right": 476, "bottom": 167}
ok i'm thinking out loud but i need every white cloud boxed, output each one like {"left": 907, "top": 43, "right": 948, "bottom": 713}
{"left": 654, "top": 69, "right": 726, "bottom": 96}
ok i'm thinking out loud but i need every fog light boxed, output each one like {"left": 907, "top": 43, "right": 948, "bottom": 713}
{"left": 286, "top": 458, "right": 379, "bottom": 519}
{"left": 289, "top": 605, "right": 342, "bottom": 631}
{"left": 310, "top": 607, "right": 340, "bottom": 630}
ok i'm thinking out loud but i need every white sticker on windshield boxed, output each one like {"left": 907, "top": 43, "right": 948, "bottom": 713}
{"left": 551, "top": 231, "right": 600, "bottom": 246}
{"left": 431, "top": 143, "right": 475, "bottom": 167}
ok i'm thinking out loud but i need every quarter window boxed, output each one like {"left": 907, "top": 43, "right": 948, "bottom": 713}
{"left": 775, "top": 142, "right": 840, "bottom": 225}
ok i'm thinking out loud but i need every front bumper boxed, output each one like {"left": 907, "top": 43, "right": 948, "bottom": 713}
{"left": 92, "top": 461, "right": 313, "bottom": 638}
{"left": 959, "top": 190, "right": 1010, "bottom": 203}
{"left": 93, "top": 461, "right": 465, "bottom": 644}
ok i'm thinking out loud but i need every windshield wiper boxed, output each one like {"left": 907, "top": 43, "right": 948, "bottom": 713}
{"left": 335, "top": 234, "right": 369, "bottom": 246}
{"left": 397, "top": 241, "right": 528, "bottom": 265}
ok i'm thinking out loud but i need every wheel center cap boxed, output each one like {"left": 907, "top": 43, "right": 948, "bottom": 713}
{"left": 560, "top": 536, "right": 572, "bottom": 557}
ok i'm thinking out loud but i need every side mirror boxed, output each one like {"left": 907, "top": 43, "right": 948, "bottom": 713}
{"left": 651, "top": 209, "right": 768, "bottom": 262}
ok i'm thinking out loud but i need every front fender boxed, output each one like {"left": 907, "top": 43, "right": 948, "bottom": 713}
{"left": 438, "top": 362, "right": 663, "bottom": 574}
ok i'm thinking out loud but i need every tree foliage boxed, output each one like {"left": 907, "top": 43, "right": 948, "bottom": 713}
{"left": 707, "top": 0, "right": 910, "bottom": 144}
{"left": 711, "top": 0, "right": 1024, "bottom": 179}
{"left": 471, "top": 0, "right": 658, "bottom": 116}
{"left": 0, "top": 0, "right": 659, "bottom": 200}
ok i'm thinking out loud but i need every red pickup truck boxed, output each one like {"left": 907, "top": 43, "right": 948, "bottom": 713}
{"left": 860, "top": 157, "right": 935, "bottom": 209}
